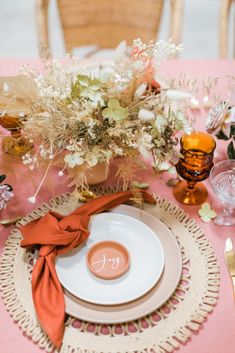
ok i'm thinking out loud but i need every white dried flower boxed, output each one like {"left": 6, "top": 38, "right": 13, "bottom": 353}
{"left": 166, "top": 89, "right": 194, "bottom": 101}
{"left": 175, "top": 110, "right": 192, "bottom": 134}
{"left": 64, "top": 153, "right": 84, "bottom": 168}
{"left": 138, "top": 109, "right": 155, "bottom": 121}
{"left": 152, "top": 40, "right": 183, "bottom": 63}
{"left": 114, "top": 40, "right": 127, "bottom": 61}
{"left": 139, "top": 145, "right": 152, "bottom": 163}
{"left": 0, "top": 184, "right": 14, "bottom": 210}
{"left": 114, "top": 147, "right": 123, "bottom": 155}
{"left": 28, "top": 196, "right": 36, "bottom": 204}
{"left": 134, "top": 83, "right": 147, "bottom": 98}
{"left": 156, "top": 114, "right": 167, "bottom": 131}
{"left": 22, "top": 153, "right": 33, "bottom": 165}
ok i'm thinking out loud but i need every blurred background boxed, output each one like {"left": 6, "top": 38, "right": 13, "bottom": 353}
{"left": 0, "top": 0, "right": 234, "bottom": 58}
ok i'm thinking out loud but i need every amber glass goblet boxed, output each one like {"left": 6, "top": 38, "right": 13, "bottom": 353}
{"left": 0, "top": 115, "right": 33, "bottom": 156}
{"left": 173, "top": 131, "right": 216, "bottom": 205}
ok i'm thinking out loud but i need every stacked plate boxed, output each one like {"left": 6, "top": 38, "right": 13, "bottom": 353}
{"left": 55, "top": 205, "right": 182, "bottom": 324}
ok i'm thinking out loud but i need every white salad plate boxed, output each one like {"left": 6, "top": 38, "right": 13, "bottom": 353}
{"left": 56, "top": 212, "right": 165, "bottom": 306}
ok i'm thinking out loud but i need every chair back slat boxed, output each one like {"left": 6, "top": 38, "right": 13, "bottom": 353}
{"left": 57, "top": 0, "right": 164, "bottom": 51}
{"left": 219, "top": 0, "right": 233, "bottom": 58}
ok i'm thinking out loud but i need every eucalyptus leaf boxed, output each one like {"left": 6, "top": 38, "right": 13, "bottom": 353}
{"left": 132, "top": 181, "right": 149, "bottom": 189}
{"left": 102, "top": 99, "right": 128, "bottom": 121}
{"left": 198, "top": 202, "right": 216, "bottom": 222}
{"left": 166, "top": 178, "right": 179, "bottom": 187}
{"left": 230, "top": 124, "right": 235, "bottom": 138}
{"left": 108, "top": 99, "right": 121, "bottom": 109}
{"left": 76, "top": 75, "right": 90, "bottom": 87}
{"left": 227, "top": 141, "right": 235, "bottom": 159}
{"left": 0, "top": 175, "right": 6, "bottom": 183}
{"left": 168, "top": 166, "right": 177, "bottom": 174}
{"left": 70, "top": 82, "right": 80, "bottom": 100}
{"left": 70, "top": 75, "right": 103, "bottom": 102}
{"left": 89, "top": 79, "right": 102, "bottom": 91}
{"left": 216, "top": 130, "right": 229, "bottom": 140}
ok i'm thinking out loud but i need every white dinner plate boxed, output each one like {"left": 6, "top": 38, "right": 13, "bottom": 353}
{"left": 56, "top": 212, "right": 164, "bottom": 305}
{"left": 63, "top": 204, "right": 182, "bottom": 324}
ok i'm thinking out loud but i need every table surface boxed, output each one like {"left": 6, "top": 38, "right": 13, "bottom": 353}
{"left": 0, "top": 59, "right": 235, "bottom": 353}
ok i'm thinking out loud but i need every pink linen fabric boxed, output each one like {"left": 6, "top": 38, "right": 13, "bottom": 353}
{"left": 0, "top": 60, "right": 235, "bottom": 353}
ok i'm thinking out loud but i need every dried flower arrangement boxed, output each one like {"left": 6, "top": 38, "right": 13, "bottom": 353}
{"left": 206, "top": 101, "right": 235, "bottom": 159}
{"left": 0, "top": 39, "right": 192, "bottom": 202}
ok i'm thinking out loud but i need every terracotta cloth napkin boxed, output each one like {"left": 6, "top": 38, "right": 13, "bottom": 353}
{"left": 20, "top": 190, "right": 155, "bottom": 348}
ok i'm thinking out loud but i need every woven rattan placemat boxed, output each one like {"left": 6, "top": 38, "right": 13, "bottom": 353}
{"left": 0, "top": 186, "right": 220, "bottom": 353}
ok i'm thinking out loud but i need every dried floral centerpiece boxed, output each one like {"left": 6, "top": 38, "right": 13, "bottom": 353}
{"left": 0, "top": 39, "right": 192, "bottom": 202}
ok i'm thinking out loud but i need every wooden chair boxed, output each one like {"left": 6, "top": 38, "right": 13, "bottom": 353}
{"left": 219, "top": 0, "right": 234, "bottom": 57}
{"left": 36, "top": 0, "right": 183, "bottom": 59}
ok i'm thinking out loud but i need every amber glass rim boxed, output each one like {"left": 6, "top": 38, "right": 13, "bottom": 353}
{"left": 180, "top": 136, "right": 216, "bottom": 155}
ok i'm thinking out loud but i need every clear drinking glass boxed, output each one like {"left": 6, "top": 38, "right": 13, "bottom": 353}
{"left": 210, "top": 159, "right": 235, "bottom": 226}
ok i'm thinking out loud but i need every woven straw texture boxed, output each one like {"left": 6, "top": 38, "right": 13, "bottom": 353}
{"left": 0, "top": 186, "right": 220, "bottom": 353}
{"left": 57, "top": 0, "right": 164, "bottom": 50}
{"left": 36, "top": 0, "right": 183, "bottom": 58}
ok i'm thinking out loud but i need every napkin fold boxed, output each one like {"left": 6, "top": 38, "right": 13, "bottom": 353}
{"left": 20, "top": 190, "right": 155, "bottom": 348}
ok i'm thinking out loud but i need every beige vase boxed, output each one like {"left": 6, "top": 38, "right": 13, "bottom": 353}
{"left": 84, "top": 161, "right": 110, "bottom": 185}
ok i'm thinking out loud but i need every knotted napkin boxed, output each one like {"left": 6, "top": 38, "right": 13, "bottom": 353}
{"left": 20, "top": 190, "right": 155, "bottom": 348}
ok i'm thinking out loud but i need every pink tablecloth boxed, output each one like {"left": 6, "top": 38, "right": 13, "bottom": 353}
{"left": 0, "top": 59, "right": 235, "bottom": 353}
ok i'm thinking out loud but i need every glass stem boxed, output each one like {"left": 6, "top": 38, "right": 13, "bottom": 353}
{"left": 187, "top": 180, "right": 196, "bottom": 190}
{"left": 11, "top": 129, "right": 21, "bottom": 138}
